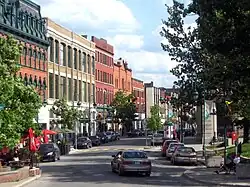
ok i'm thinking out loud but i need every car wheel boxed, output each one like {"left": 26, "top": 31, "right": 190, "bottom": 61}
{"left": 52, "top": 156, "right": 56, "bottom": 162}
{"left": 57, "top": 156, "right": 60, "bottom": 160}
{"left": 111, "top": 164, "right": 116, "bottom": 173}
{"left": 145, "top": 172, "right": 151, "bottom": 177}
{"left": 118, "top": 165, "right": 124, "bottom": 176}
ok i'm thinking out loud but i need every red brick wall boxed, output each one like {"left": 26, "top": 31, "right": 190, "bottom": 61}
{"left": 132, "top": 78, "right": 145, "bottom": 113}
{"left": 0, "top": 167, "right": 29, "bottom": 183}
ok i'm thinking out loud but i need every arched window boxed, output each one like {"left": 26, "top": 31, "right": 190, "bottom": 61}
{"left": 49, "top": 37, "right": 54, "bottom": 62}
{"left": 92, "top": 56, "right": 95, "bottom": 75}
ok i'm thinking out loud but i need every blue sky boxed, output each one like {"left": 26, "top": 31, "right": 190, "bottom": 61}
{"left": 34, "top": 0, "right": 194, "bottom": 87}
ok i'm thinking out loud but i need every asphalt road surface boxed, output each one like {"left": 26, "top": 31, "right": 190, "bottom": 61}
{"left": 25, "top": 137, "right": 209, "bottom": 187}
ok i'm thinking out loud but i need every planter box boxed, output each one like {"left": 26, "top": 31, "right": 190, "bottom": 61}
{"left": 0, "top": 167, "right": 29, "bottom": 183}
{"left": 236, "top": 163, "right": 250, "bottom": 179}
{"left": 205, "top": 156, "right": 222, "bottom": 168}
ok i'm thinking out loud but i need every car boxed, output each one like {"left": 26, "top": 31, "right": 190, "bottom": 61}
{"left": 76, "top": 137, "right": 92, "bottom": 149}
{"left": 39, "top": 143, "right": 60, "bottom": 162}
{"left": 89, "top": 135, "right": 101, "bottom": 146}
{"left": 151, "top": 133, "right": 164, "bottom": 146}
{"left": 165, "top": 142, "right": 184, "bottom": 159}
{"left": 111, "top": 150, "right": 151, "bottom": 176}
{"left": 161, "top": 139, "right": 178, "bottom": 156}
{"left": 114, "top": 132, "right": 120, "bottom": 140}
{"left": 96, "top": 132, "right": 109, "bottom": 143}
{"left": 171, "top": 146, "right": 197, "bottom": 165}
{"left": 106, "top": 131, "right": 114, "bottom": 142}
{"left": 128, "top": 129, "right": 142, "bottom": 137}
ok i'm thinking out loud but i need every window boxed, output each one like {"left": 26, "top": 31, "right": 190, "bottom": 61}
{"left": 59, "top": 43, "right": 65, "bottom": 66}
{"left": 87, "top": 83, "right": 91, "bottom": 102}
{"left": 55, "top": 40, "right": 59, "bottom": 64}
{"left": 62, "top": 77, "right": 66, "bottom": 98}
{"left": 103, "top": 55, "right": 107, "bottom": 65}
{"left": 92, "top": 84, "right": 95, "bottom": 103}
{"left": 74, "top": 79, "right": 77, "bottom": 101}
{"left": 92, "top": 56, "right": 95, "bottom": 75}
{"left": 55, "top": 75, "right": 59, "bottom": 99}
{"left": 87, "top": 55, "right": 91, "bottom": 74}
{"left": 38, "top": 51, "right": 41, "bottom": 69}
{"left": 49, "top": 38, "right": 54, "bottom": 62}
{"left": 42, "top": 53, "right": 46, "bottom": 71}
{"left": 115, "top": 79, "right": 118, "bottom": 88}
{"left": 73, "top": 48, "right": 77, "bottom": 69}
{"left": 78, "top": 51, "right": 82, "bottom": 71}
{"left": 33, "top": 50, "right": 37, "bottom": 68}
{"left": 122, "top": 78, "right": 125, "bottom": 90}
{"left": 82, "top": 52, "right": 86, "bottom": 72}
{"left": 79, "top": 80, "right": 82, "bottom": 101}
{"left": 29, "top": 48, "right": 32, "bottom": 67}
{"left": 82, "top": 81, "right": 87, "bottom": 102}
{"left": 49, "top": 73, "right": 54, "bottom": 98}
{"left": 68, "top": 46, "right": 72, "bottom": 68}
{"left": 100, "top": 71, "right": 103, "bottom": 82}
{"left": 68, "top": 78, "right": 72, "bottom": 101}
{"left": 23, "top": 47, "right": 27, "bottom": 65}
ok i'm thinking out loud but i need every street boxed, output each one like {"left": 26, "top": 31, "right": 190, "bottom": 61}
{"left": 25, "top": 138, "right": 207, "bottom": 187}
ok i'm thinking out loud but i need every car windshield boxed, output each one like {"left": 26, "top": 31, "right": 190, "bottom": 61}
{"left": 40, "top": 144, "right": 54, "bottom": 151}
{"left": 123, "top": 151, "right": 147, "bottom": 158}
{"left": 166, "top": 140, "right": 177, "bottom": 145}
{"left": 153, "top": 133, "right": 163, "bottom": 137}
{"left": 178, "top": 147, "right": 195, "bottom": 153}
{"left": 106, "top": 132, "right": 112, "bottom": 135}
{"left": 169, "top": 143, "right": 184, "bottom": 148}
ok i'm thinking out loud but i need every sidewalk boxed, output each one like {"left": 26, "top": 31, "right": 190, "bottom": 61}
{"left": 183, "top": 168, "right": 250, "bottom": 186}
{"left": 0, "top": 175, "right": 41, "bottom": 187}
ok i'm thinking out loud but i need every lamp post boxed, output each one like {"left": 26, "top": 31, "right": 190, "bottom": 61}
{"left": 73, "top": 99, "right": 81, "bottom": 150}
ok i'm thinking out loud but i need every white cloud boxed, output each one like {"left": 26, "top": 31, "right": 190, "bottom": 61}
{"left": 105, "top": 34, "right": 144, "bottom": 50}
{"left": 34, "top": 0, "right": 139, "bottom": 33}
{"left": 116, "top": 50, "right": 177, "bottom": 87}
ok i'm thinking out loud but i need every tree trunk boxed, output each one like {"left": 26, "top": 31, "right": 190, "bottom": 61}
{"left": 243, "top": 121, "right": 249, "bottom": 143}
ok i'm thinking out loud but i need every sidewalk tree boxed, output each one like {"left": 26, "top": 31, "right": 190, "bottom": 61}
{"left": 50, "top": 98, "right": 81, "bottom": 130}
{"left": 111, "top": 90, "right": 137, "bottom": 132}
{"left": 147, "top": 105, "right": 162, "bottom": 132}
{"left": 0, "top": 36, "right": 42, "bottom": 149}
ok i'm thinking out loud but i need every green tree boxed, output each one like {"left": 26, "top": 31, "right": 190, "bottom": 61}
{"left": 111, "top": 90, "right": 137, "bottom": 132}
{"left": 0, "top": 36, "right": 42, "bottom": 149}
{"left": 50, "top": 98, "right": 81, "bottom": 130}
{"left": 147, "top": 105, "right": 162, "bottom": 132}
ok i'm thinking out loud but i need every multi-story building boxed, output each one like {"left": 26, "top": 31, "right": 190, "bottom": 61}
{"left": 144, "top": 81, "right": 161, "bottom": 119}
{"left": 91, "top": 37, "right": 114, "bottom": 106}
{"left": 45, "top": 18, "right": 97, "bottom": 135}
{"left": 114, "top": 58, "right": 132, "bottom": 94}
{"left": 0, "top": 0, "right": 49, "bottom": 128}
{"left": 132, "top": 78, "right": 145, "bottom": 129}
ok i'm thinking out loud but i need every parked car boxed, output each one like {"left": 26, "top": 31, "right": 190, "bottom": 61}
{"left": 39, "top": 143, "right": 60, "bottom": 162}
{"left": 151, "top": 133, "right": 164, "bottom": 146}
{"left": 146, "top": 130, "right": 153, "bottom": 136}
{"left": 89, "top": 135, "right": 101, "bottom": 146}
{"left": 111, "top": 150, "right": 151, "bottom": 176}
{"left": 106, "top": 131, "right": 114, "bottom": 142}
{"left": 128, "top": 129, "right": 142, "bottom": 137}
{"left": 76, "top": 137, "right": 92, "bottom": 149}
{"left": 161, "top": 139, "right": 178, "bottom": 156}
{"left": 171, "top": 146, "right": 197, "bottom": 165}
{"left": 114, "top": 132, "right": 120, "bottom": 140}
{"left": 96, "top": 132, "right": 109, "bottom": 143}
{"left": 165, "top": 142, "right": 184, "bottom": 159}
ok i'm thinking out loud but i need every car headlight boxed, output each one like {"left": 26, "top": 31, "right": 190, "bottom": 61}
{"left": 83, "top": 143, "right": 87, "bottom": 145}
{"left": 47, "top": 152, "right": 53, "bottom": 156}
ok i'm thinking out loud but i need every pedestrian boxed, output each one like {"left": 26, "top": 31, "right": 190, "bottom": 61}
{"left": 238, "top": 142, "right": 242, "bottom": 155}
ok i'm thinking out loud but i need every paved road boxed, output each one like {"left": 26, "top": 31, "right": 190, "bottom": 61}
{"left": 25, "top": 137, "right": 208, "bottom": 187}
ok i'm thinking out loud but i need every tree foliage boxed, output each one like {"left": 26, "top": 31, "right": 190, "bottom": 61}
{"left": 50, "top": 98, "right": 81, "bottom": 129}
{"left": 0, "top": 36, "right": 42, "bottom": 149}
{"left": 111, "top": 90, "right": 137, "bottom": 131}
{"left": 160, "top": 0, "right": 250, "bottom": 119}
{"left": 147, "top": 105, "right": 162, "bottom": 131}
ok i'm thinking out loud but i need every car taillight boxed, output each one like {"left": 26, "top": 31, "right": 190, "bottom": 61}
{"left": 142, "top": 161, "right": 151, "bottom": 165}
{"left": 123, "top": 161, "right": 133, "bottom": 165}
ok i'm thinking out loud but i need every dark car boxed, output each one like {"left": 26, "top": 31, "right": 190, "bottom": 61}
{"left": 128, "top": 130, "right": 142, "bottom": 137}
{"left": 39, "top": 143, "right": 60, "bottom": 162}
{"left": 114, "top": 132, "right": 120, "bottom": 140}
{"left": 76, "top": 137, "right": 92, "bottom": 149}
{"left": 89, "top": 135, "right": 101, "bottom": 146}
{"left": 96, "top": 132, "right": 109, "bottom": 143}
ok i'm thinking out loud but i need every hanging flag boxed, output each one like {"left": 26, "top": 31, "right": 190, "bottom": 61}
{"left": 28, "top": 128, "right": 36, "bottom": 152}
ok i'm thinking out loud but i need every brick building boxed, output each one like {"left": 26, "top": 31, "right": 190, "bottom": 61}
{"left": 114, "top": 58, "right": 132, "bottom": 95}
{"left": 91, "top": 37, "right": 114, "bottom": 106}
{"left": 45, "top": 18, "right": 96, "bottom": 134}
{"left": 132, "top": 78, "right": 145, "bottom": 129}
{"left": 0, "top": 0, "right": 49, "bottom": 127}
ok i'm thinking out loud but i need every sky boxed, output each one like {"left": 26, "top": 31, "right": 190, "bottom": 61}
{"left": 33, "top": 0, "right": 194, "bottom": 88}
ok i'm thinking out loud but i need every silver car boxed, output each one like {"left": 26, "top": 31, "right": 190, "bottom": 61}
{"left": 165, "top": 142, "right": 184, "bottom": 159}
{"left": 151, "top": 133, "right": 163, "bottom": 146}
{"left": 111, "top": 150, "right": 152, "bottom": 176}
{"left": 171, "top": 146, "right": 197, "bottom": 165}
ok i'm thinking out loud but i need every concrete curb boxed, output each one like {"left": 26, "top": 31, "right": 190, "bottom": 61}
{"left": 13, "top": 175, "right": 41, "bottom": 187}
{"left": 182, "top": 170, "right": 250, "bottom": 187}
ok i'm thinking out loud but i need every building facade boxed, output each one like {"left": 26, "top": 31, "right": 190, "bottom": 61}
{"left": 0, "top": 0, "right": 49, "bottom": 128}
{"left": 144, "top": 82, "right": 160, "bottom": 119}
{"left": 132, "top": 78, "right": 145, "bottom": 129}
{"left": 91, "top": 36, "right": 114, "bottom": 106}
{"left": 113, "top": 58, "right": 132, "bottom": 94}
{"left": 45, "top": 18, "right": 97, "bottom": 135}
